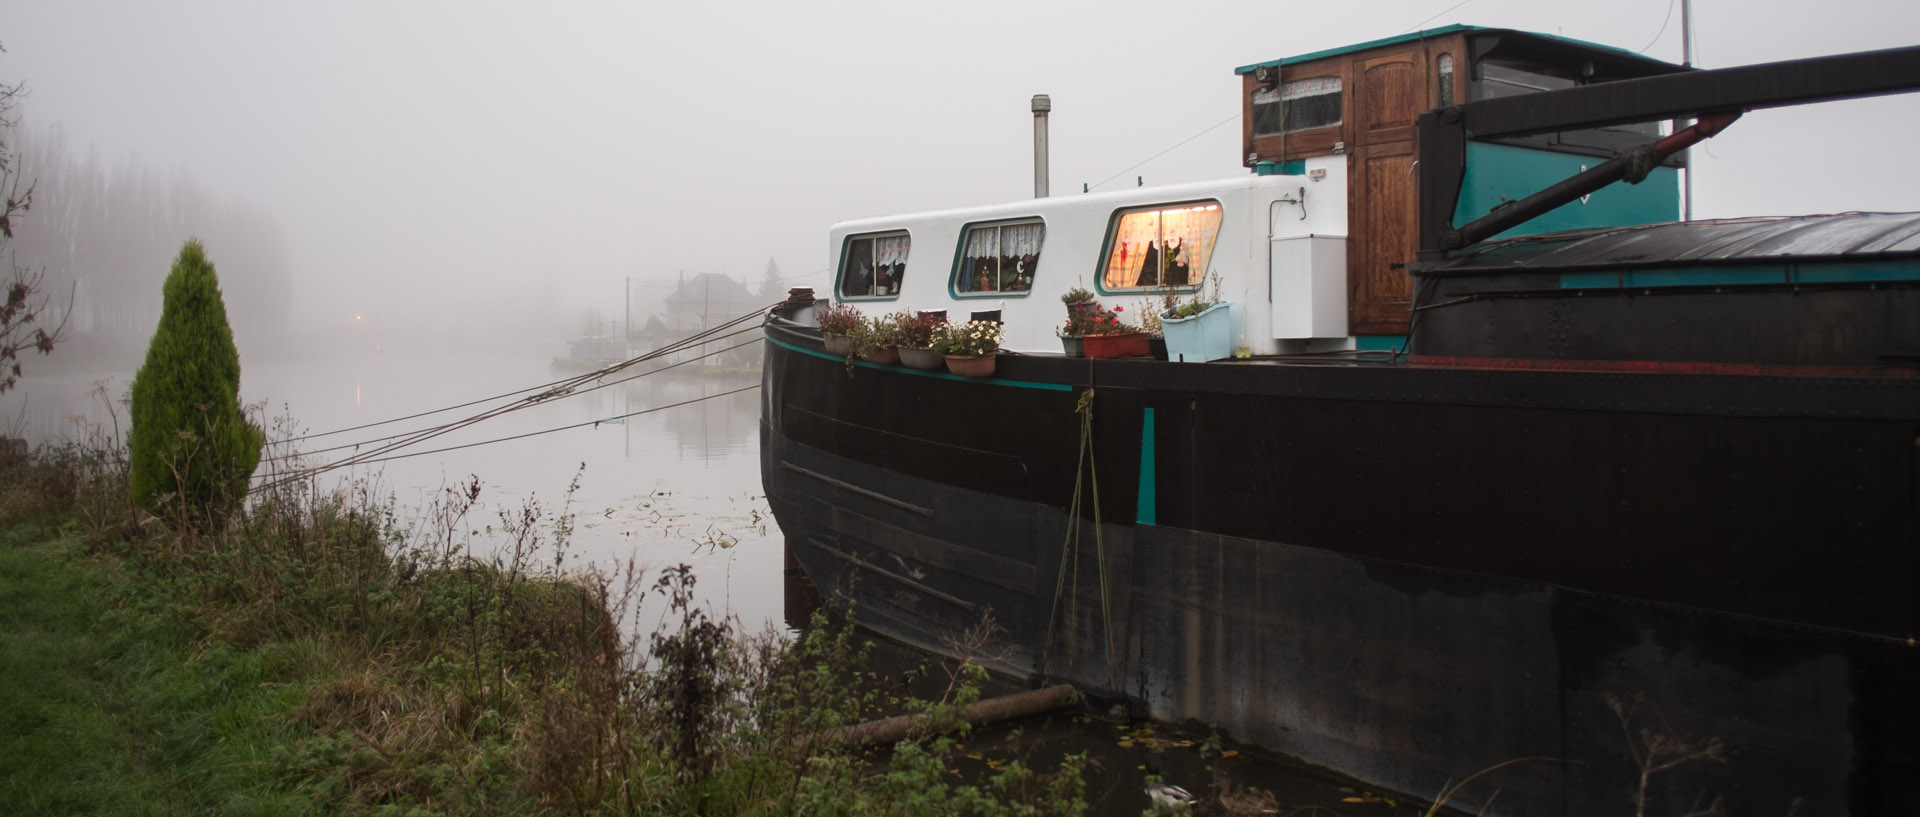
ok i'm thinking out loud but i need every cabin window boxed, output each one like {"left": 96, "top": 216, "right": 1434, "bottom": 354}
{"left": 1437, "top": 53, "right": 1455, "bottom": 107}
{"left": 1470, "top": 56, "right": 1657, "bottom": 142}
{"left": 955, "top": 219, "right": 1044, "bottom": 296}
{"left": 1252, "top": 76, "right": 1342, "bottom": 137}
{"left": 1099, "top": 201, "right": 1222, "bottom": 290}
{"left": 837, "top": 232, "right": 910, "bottom": 299}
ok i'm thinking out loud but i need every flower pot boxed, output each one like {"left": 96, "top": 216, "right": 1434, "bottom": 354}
{"left": 1160, "top": 301, "right": 1233, "bottom": 362}
{"left": 1082, "top": 332, "right": 1151, "bottom": 359}
{"left": 1060, "top": 335, "right": 1085, "bottom": 357}
{"left": 822, "top": 334, "right": 852, "bottom": 355}
{"left": 943, "top": 353, "right": 997, "bottom": 378}
{"left": 860, "top": 345, "right": 900, "bottom": 365}
{"left": 898, "top": 346, "right": 944, "bottom": 370}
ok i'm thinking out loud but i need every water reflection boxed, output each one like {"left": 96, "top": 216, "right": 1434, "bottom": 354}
{"left": 1, "top": 350, "right": 790, "bottom": 633}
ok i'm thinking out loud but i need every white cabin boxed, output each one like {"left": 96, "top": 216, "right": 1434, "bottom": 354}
{"left": 827, "top": 162, "right": 1351, "bottom": 356}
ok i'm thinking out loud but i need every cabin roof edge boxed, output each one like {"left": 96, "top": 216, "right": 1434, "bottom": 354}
{"left": 1233, "top": 24, "right": 1681, "bottom": 75}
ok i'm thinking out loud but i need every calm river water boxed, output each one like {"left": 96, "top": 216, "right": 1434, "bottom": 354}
{"left": 5, "top": 344, "right": 787, "bottom": 634}
{"left": 4, "top": 340, "right": 1425, "bottom": 817}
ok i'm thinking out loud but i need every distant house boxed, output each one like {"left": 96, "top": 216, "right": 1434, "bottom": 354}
{"left": 662, "top": 273, "right": 761, "bottom": 333}
{"left": 659, "top": 273, "right": 763, "bottom": 367}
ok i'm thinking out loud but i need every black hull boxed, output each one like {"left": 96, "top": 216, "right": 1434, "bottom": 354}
{"left": 759, "top": 318, "right": 1918, "bottom": 816}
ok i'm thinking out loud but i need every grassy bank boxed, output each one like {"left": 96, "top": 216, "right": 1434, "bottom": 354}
{"left": 0, "top": 434, "right": 1089, "bottom": 816}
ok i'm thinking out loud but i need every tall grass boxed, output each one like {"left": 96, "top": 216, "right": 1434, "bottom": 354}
{"left": 0, "top": 407, "right": 1090, "bottom": 816}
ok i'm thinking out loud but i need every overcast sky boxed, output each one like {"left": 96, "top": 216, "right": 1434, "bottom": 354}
{"left": 6, "top": 0, "right": 1917, "bottom": 337}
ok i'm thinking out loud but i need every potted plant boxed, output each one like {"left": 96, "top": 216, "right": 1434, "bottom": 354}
{"left": 1138, "top": 292, "right": 1171, "bottom": 360}
{"left": 1160, "top": 272, "right": 1233, "bottom": 362}
{"left": 853, "top": 312, "right": 907, "bottom": 365}
{"left": 934, "top": 319, "right": 1004, "bottom": 377}
{"left": 816, "top": 301, "right": 863, "bottom": 356}
{"left": 1057, "top": 287, "right": 1098, "bottom": 356}
{"left": 1078, "top": 303, "right": 1149, "bottom": 359}
{"left": 897, "top": 311, "right": 947, "bottom": 370}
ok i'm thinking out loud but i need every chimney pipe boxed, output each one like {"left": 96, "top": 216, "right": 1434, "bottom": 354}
{"left": 1031, "top": 94, "right": 1051, "bottom": 198}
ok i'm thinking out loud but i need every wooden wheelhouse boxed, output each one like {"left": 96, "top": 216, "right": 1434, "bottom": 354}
{"left": 1237, "top": 26, "right": 1687, "bottom": 335}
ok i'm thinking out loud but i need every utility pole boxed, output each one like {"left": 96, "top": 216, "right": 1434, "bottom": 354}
{"left": 1681, "top": 0, "right": 1695, "bottom": 222}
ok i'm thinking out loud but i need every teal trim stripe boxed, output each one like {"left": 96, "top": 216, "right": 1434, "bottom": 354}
{"left": 1136, "top": 408, "right": 1156, "bottom": 525}
{"left": 1560, "top": 259, "right": 1920, "bottom": 289}
{"left": 765, "top": 334, "right": 1075, "bottom": 392}
{"left": 1235, "top": 25, "right": 1665, "bottom": 74}
{"left": 1235, "top": 24, "right": 1477, "bottom": 73}
{"left": 1355, "top": 335, "right": 1408, "bottom": 352}
{"left": 1254, "top": 160, "right": 1306, "bottom": 176}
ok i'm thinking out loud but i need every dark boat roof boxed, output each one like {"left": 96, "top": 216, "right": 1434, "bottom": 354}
{"left": 1413, "top": 212, "right": 1920, "bottom": 275}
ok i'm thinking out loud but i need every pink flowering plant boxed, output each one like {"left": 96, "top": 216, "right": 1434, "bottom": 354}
{"left": 933, "top": 320, "right": 1005, "bottom": 356}
{"left": 1060, "top": 301, "right": 1136, "bottom": 337}
{"left": 816, "top": 301, "right": 863, "bottom": 336}
{"left": 900, "top": 312, "right": 946, "bottom": 349}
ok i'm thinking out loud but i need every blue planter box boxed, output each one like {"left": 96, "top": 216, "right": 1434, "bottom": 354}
{"left": 1160, "top": 301, "right": 1232, "bottom": 362}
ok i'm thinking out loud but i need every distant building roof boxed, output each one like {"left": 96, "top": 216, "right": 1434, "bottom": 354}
{"left": 664, "top": 273, "right": 757, "bottom": 307}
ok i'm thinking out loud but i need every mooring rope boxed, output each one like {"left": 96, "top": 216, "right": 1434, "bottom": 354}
{"left": 1081, "top": 389, "right": 1117, "bottom": 688}
{"left": 250, "top": 300, "right": 785, "bottom": 495}
{"left": 1039, "top": 387, "right": 1118, "bottom": 688}
{"left": 1039, "top": 390, "right": 1090, "bottom": 680}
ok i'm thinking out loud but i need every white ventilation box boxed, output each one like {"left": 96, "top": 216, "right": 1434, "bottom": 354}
{"left": 1270, "top": 234, "right": 1347, "bottom": 339}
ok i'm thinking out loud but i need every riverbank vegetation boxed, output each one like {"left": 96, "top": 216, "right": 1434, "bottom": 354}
{"left": 0, "top": 421, "right": 1090, "bottom": 816}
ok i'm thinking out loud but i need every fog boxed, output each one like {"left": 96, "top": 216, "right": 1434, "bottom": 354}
{"left": 4, "top": 0, "right": 1916, "bottom": 364}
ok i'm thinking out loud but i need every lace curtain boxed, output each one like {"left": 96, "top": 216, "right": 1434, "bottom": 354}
{"left": 874, "top": 235, "right": 910, "bottom": 268}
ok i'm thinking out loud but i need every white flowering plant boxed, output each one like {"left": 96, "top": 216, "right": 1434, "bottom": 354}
{"left": 932, "top": 320, "right": 1004, "bottom": 357}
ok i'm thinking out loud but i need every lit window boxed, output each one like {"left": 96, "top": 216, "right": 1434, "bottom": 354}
{"left": 955, "top": 219, "right": 1045, "bottom": 296}
{"left": 1252, "top": 76, "right": 1342, "bottom": 137}
{"left": 1100, "top": 202, "right": 1222, "bottom": 290}
{"left": 838, "top": 232, "right": 910, "bottom": 299}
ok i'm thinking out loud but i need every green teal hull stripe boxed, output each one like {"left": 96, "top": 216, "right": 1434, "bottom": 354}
{"left": 766, "top": 335, "right": 1075, "bottom": 392}
{"left": 1355, "top": 335, "right": 1408, "bottom": 352}
{"left": 1560, "top": 259, "right": 1920, "bottom": 289}
{"left": 1137, "top": 407, "right": 1157, "bottom": 525}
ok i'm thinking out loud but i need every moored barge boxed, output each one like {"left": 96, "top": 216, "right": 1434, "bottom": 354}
{"left": 762, "top": 25, "right": 1920, "bottom": 816}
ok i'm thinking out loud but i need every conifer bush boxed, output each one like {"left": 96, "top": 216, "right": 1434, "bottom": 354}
{"left": 129, "top": 239, "right": 264, "bottom": 532}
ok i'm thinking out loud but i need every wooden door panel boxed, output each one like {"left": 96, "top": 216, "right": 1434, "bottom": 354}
{"left": 1356, "top": 52, "right": 1424, "bottom": 144}
{"left": 1348, "top": 144, "right": 1416, "bottom": 334}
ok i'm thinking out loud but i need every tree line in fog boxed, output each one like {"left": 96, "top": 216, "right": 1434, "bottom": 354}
{"left": 10, "top": 126, "right": 291, "bottom": 354}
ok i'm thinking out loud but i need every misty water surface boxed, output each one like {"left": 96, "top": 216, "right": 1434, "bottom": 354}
{"left": 4, "top": 346, "right": 788, "bottom": 634}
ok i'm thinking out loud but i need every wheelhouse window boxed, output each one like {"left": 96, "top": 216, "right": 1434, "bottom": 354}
{"left": 838, "top": 232, "right": 910, "bottom": 299}
{"left": 1475, "top": 58, "right": 1575, "bottom": 100}
{"left": 1252, "top": 76, "right": 1342, "bottom": 137}
{"left": 1100, "top": 202, "right": 1222, "bottom": 290}
{"left": 955, "top": 219, "right": 1044, "bottom": 295}
{"left": 1471, "top": 57, "right": 1658, "bottom": 139}
{"left": 1437, "top": 53, "right": 1455, "bottom": 107}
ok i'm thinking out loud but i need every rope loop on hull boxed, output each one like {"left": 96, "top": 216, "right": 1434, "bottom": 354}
{"left": 1041, "top": 388, "right": 1118, "bottom": 688}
